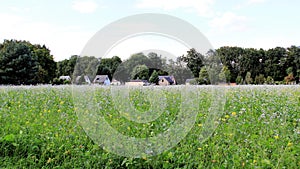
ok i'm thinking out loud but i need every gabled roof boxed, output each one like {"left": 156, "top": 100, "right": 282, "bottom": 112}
{"left": 93, "top": 75, "right": 109, "bottom": 83}
{"left": 59, "top": 76, "right": 71, "bottom": 80}
{"left": 159, "top": 76, "right": 175, "bottom": 84}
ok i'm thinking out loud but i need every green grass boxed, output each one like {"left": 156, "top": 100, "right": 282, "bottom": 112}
{"left": 0, "top": 85, "right": 299, "bottom": 168}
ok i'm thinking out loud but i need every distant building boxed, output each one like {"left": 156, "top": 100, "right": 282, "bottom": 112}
{"left": 111, "top": 79, "right": 121, "bottom": 85}
{"left": 93, "top": 75, "right": 110, "bottom": 85}
{"left": 125, "top": 80, "right": 148, "bottom": 86}
{"left": 74, "top": 75, "right": 91, "bottom": 85}
{"left": 158, "top": 76, "right": 176, "bottom": 86}
{"left": 185, "top": 78, "right": 197, "bottom": 85}
{"left": 59, "top": 76, "right": 71, "bottom": 81}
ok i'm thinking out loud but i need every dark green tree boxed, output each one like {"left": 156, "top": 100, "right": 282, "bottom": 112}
{"left": 0, "top": 40, "right": 54, "bottom": 84}
{"left": 219, "top": 66, "right": 231, "bottom": 84}
{"left": 149, "top": 70, "right": 159, "bottom": 84}
{"left": 178, "top": 48, "right": 204, "bottom": 78}
{"left": 245, "top": 72, "right": 253, "bottom": 84}
{"left": 131, "top": 64, "right": 149, "bottom": 80}
{"left": 198, "top": 66, "right": 210, "bottom": 85}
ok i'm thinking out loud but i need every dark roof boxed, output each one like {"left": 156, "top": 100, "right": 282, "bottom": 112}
{"left": 159, "top": 76, "right": 175, "bottom": 84}
{"left": 93, "top": 75, "right": 109, "bottom": 83}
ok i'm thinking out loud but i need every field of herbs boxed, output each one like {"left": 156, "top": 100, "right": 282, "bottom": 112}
{"left": 0, "top": 85, "right": 299, "bottom": 168}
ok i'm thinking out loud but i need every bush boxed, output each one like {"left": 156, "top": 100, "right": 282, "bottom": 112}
{"left": 255, "top": 74, "right": 265, "bottom": 84}
{"left": 266, "top": 76, "right": 274, "bottom": 85}
{"left": 236, "top": 75, "right": 243, "bottom": 85}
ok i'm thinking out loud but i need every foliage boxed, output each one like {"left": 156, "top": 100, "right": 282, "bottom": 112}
{"left": 97, "top": 56, "right": 122, "bottom": 80}
{"left": 245, "top": 72, "right": 253, "bottom": 84}
{"left": 1, "top": 39, "right": 300, "bottom": 85}
{"left": 219, "top": 66, "right": 231, "bottom": 83}
{"left": 198, "top": 66, "right": 210, "bottom": 85}
{"left": 266, "top": 76, "right": 274, "bottom": 85}
{"left": 255, "top": 74, "right": 265, "bottom": 85}
{"left": 0, "top": 40, "right": 56, "bottom": 84}
{"left": 56, "top": 55, "right": 78, "bottom": 78}
{"left": 149, "top": 70, "right": 159, "bottom": 84}
{"left": 178, "top": 48, "right": 204, "bottom": 78}
{"left": 73, "top": 56, "right": 99, "bottom": 83}
{"left": 236, "top": 75, "right": 243, "bottom": 85}
{"left": 131, "top": 64, "right": 149, "bottom": 80}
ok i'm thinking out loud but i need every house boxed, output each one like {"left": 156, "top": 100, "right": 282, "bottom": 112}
{"left": 125, "top": 80, "right": 148, "bottom": 86}
{"left": 185, "top": 78, "right": 197, "bottom": 85}
{"left": 93, "top": 75, "right": 110, "bottom": 85}
{"left": 59, "top": 76, "right": 71, "bottom": 81}
{"left": 158, "top": 76, "right": 176, "bottom": 86}
{"left": 75, "top": 75, "right": 91, "bottom": 85}
{"left": 111, "top": 79, "right": 121, "bottom": 85}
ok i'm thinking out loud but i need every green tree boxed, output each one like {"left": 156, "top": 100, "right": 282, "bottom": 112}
{"left": 131, "top": 64, "right": 149, "bottom": 80}
{"left": 32, "top": 44, "right": 56, "bottom": 83}
{"left": 165, "top": 58, "right": 193, "bottom": 84}
{"left": 236, "top": 75, "right": 243, "bottom": 85}
{"left": 216, "top": 46, "right": 244, "bottom": 82}
{"left": 0, "top": 40, "right": 38, "bottom": 84}
{"left": 73, "top": 56, "right": 99, "bottom": 83}
{"left": 219, "top": 66, "right": 231, "bottom": 84}
{"left": 245, "top": 72, "right": 253, "bottom": 84}
{"left": 149, "top": 70, "right": 159, "bottom": 84}
{"left": 198, "top": 66, "right": 210, "bottom": 85}
{"left": 178, "top": 48, "right": 204, "bottom": 78}
{"left": 97, "top": 56, "right": 122, "bottom": 80}
{"left": 255, "top": 74, "right": 265, "bottom": 84}
{"left": 264, "top": 47, "right": 287, "bottom": 81}
{"left": 56, "top": 55, "right": 78, "bottom": 78}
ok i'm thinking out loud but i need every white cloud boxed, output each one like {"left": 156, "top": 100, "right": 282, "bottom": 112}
{"left": 136, "top": 0, "right": 215, "bottom": 17}
{"left": 0, "top": 13, "right": 93, "bottom": 61}
{"left": 247, "top": 0, "right": 267, "bottom": 5}
{"left": 71, "top": 0, "right": 98, "bottom": 13}
{"left": 235, "top": 0, "right": 268, "bottom": 9}
{"left": 209, "top": 12, "right": 247, "bottom": 32}
{"left": 105, "top": 35, "right": 189, "bottom": 60}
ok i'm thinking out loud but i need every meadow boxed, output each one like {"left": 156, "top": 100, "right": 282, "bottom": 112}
{"left": 0, "top": 85, "right": 299, "bottom": 168}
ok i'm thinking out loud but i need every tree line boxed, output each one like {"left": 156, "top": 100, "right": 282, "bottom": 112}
{"left": 0, "top": 39, "right": 299, "bottom": 85}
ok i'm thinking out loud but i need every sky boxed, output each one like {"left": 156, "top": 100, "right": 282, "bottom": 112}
{"left": 0, "top": 0, "right": 299, "bottom": 61}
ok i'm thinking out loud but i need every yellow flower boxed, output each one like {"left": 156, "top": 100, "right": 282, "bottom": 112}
{"left": 57, "top": 109, "right": 61, "bottom": 113}
{"left": 287, "top": 142, "right": 293, "bottom": 146}
{"left": 274, "top": 135, "right": 279, "bottom": 139}
{"left": 231, "top": 112, "right": 237, "bottom": 116}
{"left": 47, "top": 158, "right": 53, "bottom": 164}
{"left": 253, "top": 160, "right": 257, "bottom": 164}
{"left": 60, "top": 101, "right": 64, "bottom": 105}
{"left": 197, "top": 147, "right": 202, "bottom": 151}
{"left": 198, "top": 123, "right": 203, "bottom": 127}
{"left": 225, "top": 115, "right": 230, "bottom": 119}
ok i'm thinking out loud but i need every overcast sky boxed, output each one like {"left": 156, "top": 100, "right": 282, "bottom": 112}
{"left": 0, "top": 0, "right": 299, "bottom": 61}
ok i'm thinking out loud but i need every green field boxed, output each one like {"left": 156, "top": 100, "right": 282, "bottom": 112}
{"left": 0, "top": 85, "right": 299, "bottom": 168}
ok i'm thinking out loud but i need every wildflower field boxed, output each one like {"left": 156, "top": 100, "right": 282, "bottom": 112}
{"left": 0, "top": 85, "right": 299, "bottom": 168}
